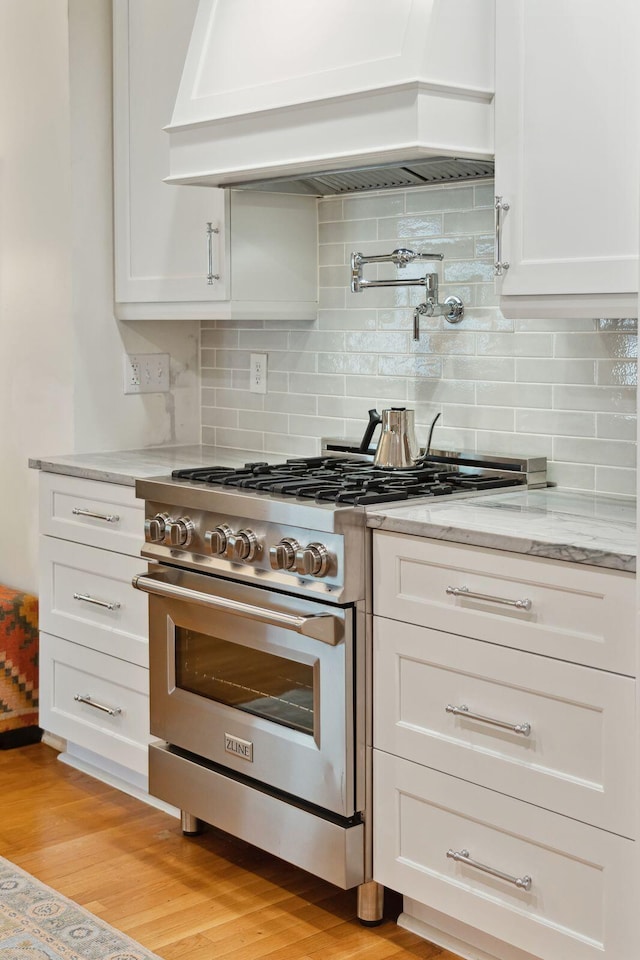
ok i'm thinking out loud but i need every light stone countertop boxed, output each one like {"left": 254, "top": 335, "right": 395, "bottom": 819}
{"left": 367, "top": 487, "right": 637, "bottom": 573}
{"left": 29, "top": 444, "right": 269, "bottom": 486}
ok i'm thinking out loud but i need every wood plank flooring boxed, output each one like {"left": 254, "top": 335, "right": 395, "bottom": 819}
{"left": 0, "top": 744, "right": 461, "bottom": 960}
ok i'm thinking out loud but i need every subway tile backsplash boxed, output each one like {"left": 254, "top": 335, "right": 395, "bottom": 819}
{"left": 201, "top": 182, "right": 637, "bottom": 496}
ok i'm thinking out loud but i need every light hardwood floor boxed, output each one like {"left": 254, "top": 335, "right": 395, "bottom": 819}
{"left": 0, "top": 743, "right": 461, "bottom": 960}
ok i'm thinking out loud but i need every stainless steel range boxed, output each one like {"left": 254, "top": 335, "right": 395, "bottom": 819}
{"left": 132, "top": 441, "right": 546, "bottom": 923}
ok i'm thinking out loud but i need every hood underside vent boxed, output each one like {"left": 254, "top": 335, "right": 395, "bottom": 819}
{"left": 231, "top": 157, "right": 495, "bottom": 197}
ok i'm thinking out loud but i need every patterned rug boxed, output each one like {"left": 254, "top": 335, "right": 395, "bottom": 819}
{"left": 0, "top": 586, "right": 40, "bottom": 746}
{"left": 0, "top": 857, "right": 163, "bottom": 960}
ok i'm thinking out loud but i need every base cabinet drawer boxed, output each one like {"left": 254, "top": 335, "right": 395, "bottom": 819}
{"left": 374, "top": 616, "right": 635, "bottom": 836}
{"left": 373, "top": 531, "right": 635, "bottom": 675}
{"left": 39, "top": 472, "right": 144, "bottom": 554}
{"left": 39, "top": 538, "right": 148, "bottom": 667}
{"left": 374, "top": 751, "right": 636, "bottom": 960}
{"left": 39, "top": 633, "right": 151, "bottom": 775}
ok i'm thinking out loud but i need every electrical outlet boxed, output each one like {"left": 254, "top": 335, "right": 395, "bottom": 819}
{"left": 124, "top": 353, "right": 170, "bottom": 394}
{"left": 250, "top": 353, "right": 268, "bottom": 394}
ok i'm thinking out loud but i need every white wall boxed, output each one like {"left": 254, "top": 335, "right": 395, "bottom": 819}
{"left": 0, "top": 0, "right": 201, "bottom": 593}
{"left": 0, "top": 0, "right": 74, "bottom": 593}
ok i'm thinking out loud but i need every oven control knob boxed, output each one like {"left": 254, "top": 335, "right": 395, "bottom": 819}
{"left": 205, "top": 524, "right": 233, "bottom": 556}
{"left": 144, "top": 513, "right": 169, "bottom": 543}
{"left": 226, "top": 528, "right": 258, "bottom": 562}
{"left": 165, "top": 517, "right": 194, "bottom": 548}
{"left": 294, "top": 542, "right": 331, "bottom": 578}
{"left": 269, "top": 537, "right": 301, "bottom": 571}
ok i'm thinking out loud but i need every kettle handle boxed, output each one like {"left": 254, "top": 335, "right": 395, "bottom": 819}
{"left": 359, "top": 408, "right": 382, "bottom": 453}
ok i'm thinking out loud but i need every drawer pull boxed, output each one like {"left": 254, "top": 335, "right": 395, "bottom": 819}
{"left": 74, "top": 694, "right": 122, "bottom": 717}
{"left": 446, "top": 703, "right": 531, "bottom": 737}
{"left": 73, "top": 592, "right": 121, "bottom": 612}
{"left": 72, "top": 507, "right": 120, "bottom": 524}
{"left": 446, "top": 585, "right": 532, "bottom": 611}
{"left": 446, "top": 848, "right": 532, "bottom": 891}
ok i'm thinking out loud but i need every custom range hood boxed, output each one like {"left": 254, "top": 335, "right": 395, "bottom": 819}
{"left": 166, "top": 0, "right": 495, "bottom": 196}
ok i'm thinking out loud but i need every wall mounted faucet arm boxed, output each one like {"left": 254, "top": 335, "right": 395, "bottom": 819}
{"left": 351, "top": 248, "right": 444, "bottom": 292}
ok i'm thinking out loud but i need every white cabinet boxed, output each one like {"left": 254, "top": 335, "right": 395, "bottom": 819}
{"left": 112, "top": 0, "right": 318, "bottom": 321}
{"left": 38, "top": 473, "right": 151, "bottom": 785}
{"left": 372, "top": 530, "right": 637, "bottom": 960}
{"left": 494, "top": 0, "right": 640, "bottom": 319}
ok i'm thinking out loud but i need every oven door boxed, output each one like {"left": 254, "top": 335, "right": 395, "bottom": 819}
{"left": 134, "top": 565, "right": 355, "bottom": 818}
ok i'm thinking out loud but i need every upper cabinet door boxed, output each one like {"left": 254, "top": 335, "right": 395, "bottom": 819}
{"left": 495, "top": 0, "right": 640, "bottom": 318}
{"left": 113, "top": 0, "right": 229, "bottom": 312}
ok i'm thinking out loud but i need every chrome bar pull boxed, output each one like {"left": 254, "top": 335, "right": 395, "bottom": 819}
{"left": 447, "top": 848, "right": 532, "bottom": 891}
{"left": 446, "top": 703, "right": 531, "bottom": 737}
{"left": 73, "top": 592, "right": 121, "bottom": 612}
{"left": 494, "top": 195, "right": 510, "bottom": 275}
{"left": 446, "top": 585, "right": 532, "bottom": 611}
{"left": 72, "top": 507, "right": 120, "bottom": 524}
{"left": 206, "top": 221, "right": 220, "bottom": 284}
{"left": 74, "top": 694, "right": 122, "bottom": 717}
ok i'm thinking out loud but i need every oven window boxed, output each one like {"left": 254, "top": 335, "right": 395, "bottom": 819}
{"left": 175, "top": 629, "right": 314, "bottom": 735}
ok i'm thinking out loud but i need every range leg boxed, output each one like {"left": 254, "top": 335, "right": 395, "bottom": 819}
{"left": 357, "top": 880, "right": 384, "bottom": 926}
{"left": 180, "top": 811, "right": 202, "bottom": 836}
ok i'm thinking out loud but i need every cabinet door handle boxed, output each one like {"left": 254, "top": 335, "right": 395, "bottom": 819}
{"left": 74, "top": 694, "right": 122, "bottom": 717}
{"left": 447, "top": 848, "right": 531, "bottom": 891}
{"left": 72, "top": 507, "right": 120, "bottom": 524}
{"left": 206, "top": 221, "right": 220, "bottom": 284}
{"left": 494, "top": 195, "right": 510, "bottom": 276}
{"left": 446, "top": 585, "right": 532, "bottom": 611}
{"left": 446, "top": 703, "right": 531, "bottom": 737}
{"left": 73, "top": 592, "right": 121, "bottom": 612}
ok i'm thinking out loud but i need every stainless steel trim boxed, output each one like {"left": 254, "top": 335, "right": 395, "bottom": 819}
{"left": 72, "top": 507, "right": 120, "bottom": 523}
{"left": 446, "top": 585, "right": 532, "bottom": 611}
{"left": 447, "top": 848, "right": 532, "bottom": 891}
{"left": 206, "top": 221, "right": 220, "bottom": 283}
{"left": 494, "top": 195, "right": 510, "bottom": 276}
{"left": 74, "top": 694, "right": 122, "bottom": 717}
{"left": 73, "top": 592, "right": 121, "bottom": 611}
{"left": 446, "top": 703, "right": 531, "bottom": 737}
{"left": 149, "top": 741, "right": 365, "bottom": 889}
{"left": 132, "top": 571, "right": 339, "bottom": 644}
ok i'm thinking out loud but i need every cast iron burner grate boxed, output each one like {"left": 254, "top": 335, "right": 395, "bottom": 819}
{"left": 171, "top": 457, "right": 523, "bottom": 507}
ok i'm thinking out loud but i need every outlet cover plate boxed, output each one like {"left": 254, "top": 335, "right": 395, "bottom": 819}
{"left": 124, "top": 353, "right": 170, "bottom": 394}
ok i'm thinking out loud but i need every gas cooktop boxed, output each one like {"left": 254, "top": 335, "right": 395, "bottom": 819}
{"left": 170, "top": 455, "right": 527, "bottom": 508}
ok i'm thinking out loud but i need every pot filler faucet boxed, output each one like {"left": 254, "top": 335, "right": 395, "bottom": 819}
{"left": 350, "top": 248, "right": 464, "bottom": 341}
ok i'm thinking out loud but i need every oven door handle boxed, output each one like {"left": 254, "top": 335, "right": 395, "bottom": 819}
{"left": 132, "top": 573, "right": 340, "bottom": 645}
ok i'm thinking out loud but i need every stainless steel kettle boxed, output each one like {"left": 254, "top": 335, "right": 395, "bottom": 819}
{"left": 373, "top": 407, "right": 421, "bottom": 469}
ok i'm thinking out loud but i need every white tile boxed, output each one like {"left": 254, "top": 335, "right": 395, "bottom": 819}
{"left": 515, "top": 318, "right": 597, "bottom": 332}
{"left": 444, "top": 357, "right": 515, "bottom": 381}
{"left": 343, "top": 194, "right": 404, "bottom": 220}
{"left": 443, "top": 260, "right": 494, "bottom": 283}
{"left": 215, "top": 388, "right": 264, "bottom": 411}
{"left": 346, "top": 331, "right": 411, "bottom": 353}
{"left": 201, "top": 407, "right": 239, "bottom": 429}
{"left": 318, "top": 309, "right": 377, "bottom": 330}
{"left": 553, "top": 384, "right": 637, "bottom": 413}
{"left": 476, "top": 382, "right": 553, "bottom": 408}
{"left": 552, "top": 436, "right": 636, "bottom": 468}
{"left": 594, "top": 466, "right": 637, "bottom": 497}
{"left": 238, "top": 331, "right": 289, "bottom": 351}
{"left": 377, "top": 214, "right": 443, "bottom": 240}
{"left": 546, "top": 462, "right": 596, "bottom": 491}
{"left": 411, "top": 332, "right": 476, "bottom": 355}
{"left": 516, "top": 358, "right": 595, "bottom": 384}
{"left": 264, "top": 392, "right": 317, "bottom": 415}
{"left": 554, "top": 332, "right": 638, "bottom": 358}
{"left": 319, "top": 243, "right": 346, "bottom": 266}
{"left": 477, "top": 431, "right": 553, "bottom": 458}
{"left": 289, "top": 331, "right": 346, "bottom": 353}
{"left": 317, "top": 198, "right": 344, "bottom": 223}
{"left": 444, "top": 209, "right": 494, "bottom": 235}
{"left": 239, "top": 410, "right": 289, "bottom": 433}
{"left": 516, "top": 409, "right": 595, "bottom": 437}
{"left": 201, "top": 329, "right": 239, "bottom": 348}
{"left": 215, "top": 427, "right": 264, "bottom": 450}
{"left": 264, "top": 433, "right": 320, "bottom": 457}
{"left": 215, "top": 349, "right": 252, "bottom": 370}
{"left": 318, "top": 396, "right": 368, "bottom": 420}
{"left": 345, "top": 375, "right": 407, "bottom": 400}
{"left": 319, "top": 220, "right": 378, "bottom": 243}
{"left": 406, "top": 186, "right": 474, "bottom": 212}
{"left": 596, "top": 360, "right": 638, "bottom": 386}
{"left": 318, "top": 353, "right": 378, "bottom": 375}
{"left": 476, "top": 333, "right": 553, "bottom": 357}
{"left": 289, "top": 414, "right": 344, "bottom": 437}
{"left": 474, "top": 183, "right": 495, "bottom": 208}
{"left": 407, "top": 379, "right": 476, "bottom": 404}
{"left": 378, "top": 355, "right": 442, "bottom": 378}
{"left": 319, "top": 264, "right": 351, "bottom": 287}
{"left": 290, "top": 372, "right": 346, "bottom": 395}
{"left": 596, "top": 413, "right": 637, "bottom": 441}
{"left": 444, "top": 404, "right": 515, "bottom": 431}
{"left": 268, "top": 351, "right": 317, "bottom": 373}
{"left": 201, "top": 369, "right": 233, "bottom": 388}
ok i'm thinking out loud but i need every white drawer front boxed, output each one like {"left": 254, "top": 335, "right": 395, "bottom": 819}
{"left": 40, "top": 472, "right": 144, "bottom": 554}
{"left": 374, "top": 752, "right": 635, "bottom": 960}
{"left": 374, "top": 616, "right": 635, "bottom": 837}
{"left": 39, "top": 633, "right": 150, "bottom": 775}
{"left": 39, "top": 538, "right": 148, "bottom": 667}
{"left": 373, "top": 531, "right": 635, "bottom": 675}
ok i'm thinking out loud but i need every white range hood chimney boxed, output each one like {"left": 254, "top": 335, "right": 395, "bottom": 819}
{"left": 166, "top": 0, "right": 495, "bottom": 195}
